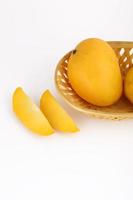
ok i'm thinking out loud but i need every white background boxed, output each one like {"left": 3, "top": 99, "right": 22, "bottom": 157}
{"left": 0, "top": 0, "right": 133, "bottom": 199}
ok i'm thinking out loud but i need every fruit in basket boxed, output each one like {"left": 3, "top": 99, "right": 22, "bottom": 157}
{"left": 40, "top": 90, "right": 79, "bottom": 132}
{"left": 67, "top": 38, "right": 122, "bottom": 106}
{"left": 13, "top": 87, "right": 54, "bottom": 136}
{"left": 124, "top": 67, "right": 133, "bottom": 104}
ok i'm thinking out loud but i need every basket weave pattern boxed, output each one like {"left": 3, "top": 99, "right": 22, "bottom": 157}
{"left": 55, "top": 42, "right": 133, "bottom": 120}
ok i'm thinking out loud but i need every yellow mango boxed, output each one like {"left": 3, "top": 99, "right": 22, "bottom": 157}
{"left": 68, "top": 38, "right": 122, "bottom": 106}
{"left": 124, "top": 67, "right": 133, "bottom": 104}
{"left": 13, "top": 87, "right": 54, "bottom": 136}
{"left": 40, "top": 90, "right": 79, "bottom": 132}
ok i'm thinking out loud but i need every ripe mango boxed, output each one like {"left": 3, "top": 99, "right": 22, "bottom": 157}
{"left": 68, "top": 38, "right": 122, "bottom": 106}
{"left": 124, "top": 67, "right": 133, "bottom": 104}
{"left": 13, "top": 87, "right": 54, "bottom": 136}
{"left": 40, "top": 90, "right": 79, "bottom": 132}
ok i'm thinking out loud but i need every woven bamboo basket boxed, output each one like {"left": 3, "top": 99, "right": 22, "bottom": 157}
{"left": 55, "top": 41, "right": 133, "bottom": 120}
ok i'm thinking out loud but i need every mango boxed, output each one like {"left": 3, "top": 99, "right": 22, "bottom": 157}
{"left": 67, "top": 38, "right": 122, "bottom": 106}
{"left": 13, "top": 87, "right": 54, "bottom": 136}
{"left": 124, "top": 67, "right": 133, "bottom": 104}
{"left": 40, "top": 90, "right": 79, "bottom": 132}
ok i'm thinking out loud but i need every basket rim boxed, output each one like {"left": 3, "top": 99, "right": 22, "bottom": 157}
{"left": 55, "top": 42, "right": 133, "bottom": 119}
{"left": 107, "top": 41, "right": 133, "bottom": 48}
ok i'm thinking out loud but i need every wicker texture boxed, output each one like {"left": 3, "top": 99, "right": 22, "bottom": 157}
{"left": 55, "top": 42, "right": 133, "bottom": 120}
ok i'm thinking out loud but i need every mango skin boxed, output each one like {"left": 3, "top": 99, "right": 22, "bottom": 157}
{"left": 67, "top": 38, "right": 122, "bottom": 106}
{"left": 124, "top": 67, "right": 133, "bottom": 104}
{"left": 40, "top": 90, "right": 79, "bottom": 132}
{"left": 13, "top": 87, "right": 54, "bottom": 136}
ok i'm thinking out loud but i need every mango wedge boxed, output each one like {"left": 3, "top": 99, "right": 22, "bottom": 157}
{"left": 40, "top": 90, "right": 79, "bottom": 132}
{"left": 13, "top": 87, "right": 54, "bottom": 136}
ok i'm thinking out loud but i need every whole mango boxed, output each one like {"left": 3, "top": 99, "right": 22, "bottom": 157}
{"left": 67, "top": 38, "right": 122, "bottom": 106}
{"left": 124, "top": 67, "right": 133, "bottom": 104}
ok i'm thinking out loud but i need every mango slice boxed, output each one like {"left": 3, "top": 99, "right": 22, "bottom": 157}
{"left": 13, "top": 87, "right": 54, "bottom": 136}
{"left": 40, "top": 90, "right": 79, "bottom": 132}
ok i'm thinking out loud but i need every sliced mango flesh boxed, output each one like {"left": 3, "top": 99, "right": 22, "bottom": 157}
{"left": 40, "top": 90, "right": 79, "bottom": 132}
{"left": 13, "top": 87, "right": 54, "bottom": 136}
